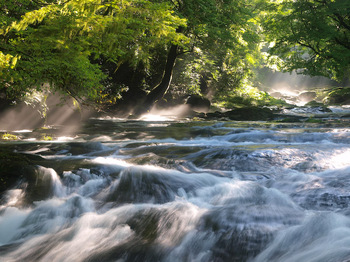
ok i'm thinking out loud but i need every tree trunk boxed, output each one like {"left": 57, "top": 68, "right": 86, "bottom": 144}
{"left": 134, "top": 44, "right": 179, "bottom": 115}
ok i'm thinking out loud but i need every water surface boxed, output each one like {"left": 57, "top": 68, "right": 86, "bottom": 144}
{"left": 1, "top": 117, "right": 350, "bottom": 261}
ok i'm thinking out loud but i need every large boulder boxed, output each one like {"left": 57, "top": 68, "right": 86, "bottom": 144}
{"left": 298, "top": 91, "right": 317, "bottom": 102}
{"left": 224, "top": 107, "right": 275, "bottom": 121}
{"left": 270, "top": 92, "right": 283, "bottom": 98}
{"left": 186, "top": 95, "right": 211, "bottom": 113}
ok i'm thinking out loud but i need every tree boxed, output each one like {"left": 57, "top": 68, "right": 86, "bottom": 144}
{"left": 1, "top": 0, "right": 264, "bottom": 113}
{"left": 262, "top": 0, "right": 350, "bottom": 81}
{"left": 133, "top": 0, "right": 264, "bottom": 113}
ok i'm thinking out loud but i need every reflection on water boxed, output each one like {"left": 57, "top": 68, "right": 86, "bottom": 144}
{"left": 1, "top": 119, "right": 350, "bottom": 261}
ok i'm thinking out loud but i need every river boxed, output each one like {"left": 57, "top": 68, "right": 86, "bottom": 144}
{"left": 1, "top": 109, "right": 350, "bottom": 261}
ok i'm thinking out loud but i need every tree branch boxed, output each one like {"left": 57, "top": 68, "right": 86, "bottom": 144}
{"left": 333, "top": 13, "right": 350, "bottom": 32}
{"left": 334, "top": 36, "right": 350, "bottom": 50}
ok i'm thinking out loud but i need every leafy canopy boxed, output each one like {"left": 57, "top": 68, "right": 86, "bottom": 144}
{"left": 0, "top": 0, "right": 187, "bottom": 99}
{"left": 262, "top": 0, "right": 350, "bottom": 81}
{"left": 1, "top": 0, "right": 270, "bottom": 106}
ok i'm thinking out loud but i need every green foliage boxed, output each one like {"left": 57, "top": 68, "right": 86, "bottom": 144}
{"left": 2, "top": 0, "right": 310, "bottom": 109}
{"left": 3, "top": 0, "right": 350, "bottom": 110}
{"left": 0, "top": 0, "right": 187, "bottom": 100}
{"left": 262, "top": 0, "right": 350, "bottom": 81}
{"left": 168, "top": 0, "right": 265, "bottom": 102}
{"left": 0, "top": 52, "right": 19, "bottom": 70}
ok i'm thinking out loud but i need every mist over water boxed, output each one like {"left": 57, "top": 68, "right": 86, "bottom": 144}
{"left": 0, "top": 94, "right": 92, "bottom": 132}
{"left": 258, "top": 70, "right": 341, "bottom": 106}
{"left": 259, "top": 70, "right": 339, "bottom": 93}
{"left": 1, "top": 115, "right": 350, "bottom": 261}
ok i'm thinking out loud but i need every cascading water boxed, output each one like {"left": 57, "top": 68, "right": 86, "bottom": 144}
{"left": 1, "top": 116, "right": 350, "bottom": 262}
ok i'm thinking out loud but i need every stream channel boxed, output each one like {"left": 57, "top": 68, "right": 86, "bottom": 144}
{"left": 1, "top": 107, "right": 350, "bottom": 261}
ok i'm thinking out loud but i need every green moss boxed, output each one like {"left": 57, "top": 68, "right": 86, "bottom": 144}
{"left": 41, "top": 135, "right": 53, "bottom": 141}
{"left": 305, "top": 118, "right": 323, "bottom": 123}
{"left": 305, "top": 100, "right": 325, "bottom": 107}
{"left": 1, "top": 133, "right": 18, "bottom": 140}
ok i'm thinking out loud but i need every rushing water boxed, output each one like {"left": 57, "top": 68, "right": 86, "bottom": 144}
{"left": 1, "top": 115, "right": 350, "bottom": 262}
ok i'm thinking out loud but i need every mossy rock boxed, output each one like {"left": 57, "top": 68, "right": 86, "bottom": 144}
{"left": 298, "top": 91, "right": 317, "bottom": 102}
{"left": 305, "top": 100, "right": 325, "bottom": 107}
{"left": 304, "top": 101, "right": 332, "bottom": 112}
{"left": 186, "top": 94, "right": 211, "bottom": 113}
{"left": 325, "top": 87, "right": 350, "bottom": 105}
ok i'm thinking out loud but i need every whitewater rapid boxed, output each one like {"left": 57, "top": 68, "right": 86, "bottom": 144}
{"left": 1, "top": 119, "right": 350, "bottom": 261}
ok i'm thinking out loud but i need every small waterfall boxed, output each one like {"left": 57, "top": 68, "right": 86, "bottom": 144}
{"left": 45, "top": 167, "right": 66, "bottom": 198}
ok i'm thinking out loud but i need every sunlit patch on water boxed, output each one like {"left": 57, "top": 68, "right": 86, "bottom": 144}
{"left": 139, "top": 113, "right": 175, "bottom": 121}
{"left": 147, "top": 123, "right": 171, "bottom": 127}
{"left": 13, "top": 130, "right": 33, "bottom": 133}
{"left": 316, "top": 148, "right": 350, "bottom": 170}
{"left": 92, "top": 156, "right": 132, "bottom": 167}
{"left": 56, "top": 136, "right": 76, "bottom": 141}
{"left": 23, "top": 138, "right": 37, "bottom": 141}
{"left": 138, "top": 105, "right": 191, "bottom": 121}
